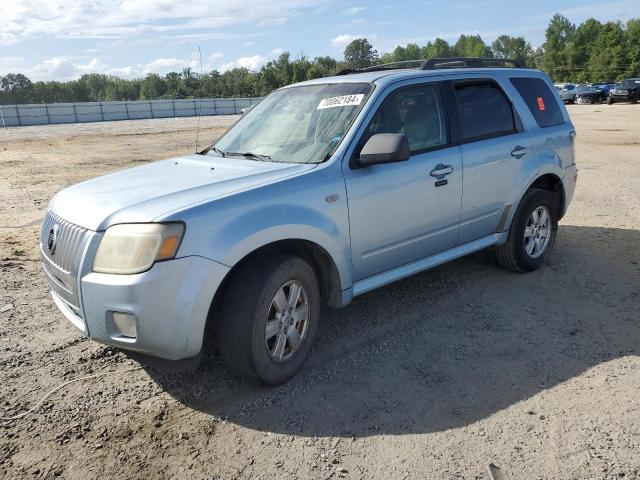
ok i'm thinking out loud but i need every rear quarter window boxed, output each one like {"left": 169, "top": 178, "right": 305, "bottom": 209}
{"left": 510, "top": 77, "right": 565, "bottom": 128}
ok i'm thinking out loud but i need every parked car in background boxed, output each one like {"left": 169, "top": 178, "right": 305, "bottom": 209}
{"left": 574, "top": 85, "right": 607, "bottom": 104}
{"left": 40, "top": 58, "right": 578, "bottom": 384}
{"left": 608, "top": 78, "right": 640, "bottom": 104}
{"left": 554, "top": 83, "right": 577, "bottom": 103}
{"left": 590, "top": 82, "right": 614, "bottom": 97}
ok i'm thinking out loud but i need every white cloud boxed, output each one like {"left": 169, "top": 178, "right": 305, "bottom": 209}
{"left": 0, "top": 47, "right": 288, "bottom": 80}
{"left": 0, "top": 0, "right": 327, "bottom": 46}
{"left": 219, "top": 55, "right": 268, "bottom": 72}
{"left": 0, "top": 52, "right": 218, "bottom": 81}
{"left": 331, "top": 33, "right": 364, "bottom": 48}
{"left": 216, "top": 47, "right": 289, "bottom": 72}
{"left": 343, "top": 6, "right": 365, "bottom": 15}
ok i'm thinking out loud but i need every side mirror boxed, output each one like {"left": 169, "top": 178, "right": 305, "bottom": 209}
{"left": 356, "top": 133, "right": 411, "bottom": 168}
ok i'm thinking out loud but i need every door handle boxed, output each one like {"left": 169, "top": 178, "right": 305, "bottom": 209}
{"left": 429, "top": 164, "right": 453, "bottom": 178}
{"left": 511, "top": 146, "right": 530, "bottom": 158}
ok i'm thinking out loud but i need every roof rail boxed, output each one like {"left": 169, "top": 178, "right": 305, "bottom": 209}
{"left": 335, "top": 57, "right": 526, "bottom": 76}
{"left": 335, "top": 59, "right": 425, "bottom": 76}
{"left": 420, "top": 57, "right": 525, "bottom": 70}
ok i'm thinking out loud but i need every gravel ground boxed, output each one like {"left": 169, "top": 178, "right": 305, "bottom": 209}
{"left": 1, "top": 106, "right": 639, "bottom": 480}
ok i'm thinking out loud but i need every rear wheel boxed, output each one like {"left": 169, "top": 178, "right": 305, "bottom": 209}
{"left": 219, "top": 255, "right": 320, "bottom": 385}
{"left": 496, "top": 189, "right": 559, "bottom": 272}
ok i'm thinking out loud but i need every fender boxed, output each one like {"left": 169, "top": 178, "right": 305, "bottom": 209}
{"left": 160, "top": 160, "right": 354, "bottom": 294}
{"left": 214, "top": 205, "right": 353, "bottom": 292}
{"left": 500, "top": 159, "right": 566, "bottom": 237}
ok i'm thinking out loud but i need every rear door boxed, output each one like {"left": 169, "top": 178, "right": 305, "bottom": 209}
{"left": 447, "top": 76, "right": 533, "bottom": 244}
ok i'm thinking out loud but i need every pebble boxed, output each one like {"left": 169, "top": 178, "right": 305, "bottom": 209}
{"left": 0, "top": 304, "right": 14, "bottom": 313}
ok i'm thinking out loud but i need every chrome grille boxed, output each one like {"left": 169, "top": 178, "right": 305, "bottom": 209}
{"left": 40, "top": 211, "right": 90, "bottom": 274}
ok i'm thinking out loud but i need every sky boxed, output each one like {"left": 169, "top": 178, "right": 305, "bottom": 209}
{"left": 1, "top": 0, "right": 639, "bottom": 82}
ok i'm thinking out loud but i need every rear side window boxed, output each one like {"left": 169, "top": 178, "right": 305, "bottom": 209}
{"left": 453, "top": 82, "right": 516, "bottom": 142}
{"left": 510, "top": 77, "right": 565, "bottom": 128}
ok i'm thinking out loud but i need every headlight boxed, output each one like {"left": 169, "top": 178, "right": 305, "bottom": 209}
{"left": 93, "top": 223, "right": 185, "bottom": 274}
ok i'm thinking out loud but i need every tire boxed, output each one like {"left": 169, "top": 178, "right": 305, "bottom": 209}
{"left": 496, "top": 188, "right": 559, "bottom": 273}
{"left": 219, "top": 254, "right": 320, "bottom": 385}
{"left": 607, "top": 97, "right": 614, "bottom": 105}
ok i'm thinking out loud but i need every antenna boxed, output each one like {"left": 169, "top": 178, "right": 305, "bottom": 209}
{"left": 195, "top": 46, "right": 204, "bottom": 152}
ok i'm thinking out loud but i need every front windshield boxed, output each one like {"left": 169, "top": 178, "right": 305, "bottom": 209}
{"left": 211, "top": 83, "right": 372, "bottom": 164}
{"left": 621, "top": 79, "right": 640, "bottom": 87}
{"left": 578, "top": 86, "right": 596, "bottom": 93}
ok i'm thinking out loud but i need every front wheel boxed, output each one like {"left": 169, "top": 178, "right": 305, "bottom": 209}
{"left": 496, "top": 189, "right": 559, "bottom": 272}
{"left": 607, "top": 97, "right": 614, "bottom": 105}
{"left": 219, "top": 255, "right": 320, "bottom": 385}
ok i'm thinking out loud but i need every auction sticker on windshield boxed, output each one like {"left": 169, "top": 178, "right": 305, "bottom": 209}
{"left": 317, "top": 94, "right": 365, "bottom": 110}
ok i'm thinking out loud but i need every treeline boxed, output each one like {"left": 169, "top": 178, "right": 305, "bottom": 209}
{"left": 1, "top": 14, "right": 639, "bottom": 105}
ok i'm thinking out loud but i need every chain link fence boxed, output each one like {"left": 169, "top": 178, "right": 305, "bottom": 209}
{"left": 0, "top": 97, "right": 262, "bottom": 127}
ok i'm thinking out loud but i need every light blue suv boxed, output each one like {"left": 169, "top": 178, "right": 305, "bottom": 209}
{"left": 40, "top": 58, "right": 578, "bottom": 384}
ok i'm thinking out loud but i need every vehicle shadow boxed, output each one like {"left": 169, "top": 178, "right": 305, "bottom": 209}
{"left": 143, "top": 225, "right": 640, "bottom": 437}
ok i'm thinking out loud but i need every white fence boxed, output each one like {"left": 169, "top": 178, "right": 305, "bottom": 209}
{"left": 0, "top": 97, "right": 262, "bottom": 127}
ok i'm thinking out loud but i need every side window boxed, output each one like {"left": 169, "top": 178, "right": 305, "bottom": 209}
{"left": 454, "top": 82, "right": 516, "bottom": 142}
{"left": 510, "top": 77, "right": 565, "bottom": 128}
{"left": 364, "top": 84, "right": 448, "bottom": 152}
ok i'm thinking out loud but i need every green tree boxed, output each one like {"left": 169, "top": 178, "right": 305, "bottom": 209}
{"left": 78, "top": 73, "right": 111, "bottom": 101}
{"left": 343, "top": 38, "right": 378, "bottom": 69}
{"left": 2, "top": 15, "right": 640, "bottom": 104}
{"left": 139, "top": 73, "right": 166, "bottom": 99}
{"left": 624, "top": 18, "right": 640, "bottom": 78}
{"left": 453, "top": 34, "right": 492, "bottom": 57}
{"left": 587, "top": 21, "right": 626, "bottom": 82}
{"left": 0, "top": 73, "right": 35, "bottom": 104}
{"left": 422, "top": 38, "right": 454, "bottom": 59}
{"left": 491, "top": 35, "right": 535, "bottom": 65}
{"left": 570, "top": 18, "right": 603, "bottom": 82}
{"left": 105, "top": 78, "right": 140, "bottom": 100}
{"left": 542, "top": 14, "right": 576, "bottom": 81}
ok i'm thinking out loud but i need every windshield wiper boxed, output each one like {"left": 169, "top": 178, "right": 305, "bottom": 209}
{"left": 209, "top": 146, "right": 227, "bottom": 157}
{"left": 226, "top": 151, "right": 271, "bottom": 161}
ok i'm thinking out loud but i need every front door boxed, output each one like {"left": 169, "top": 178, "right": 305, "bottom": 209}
{"left": 343, "top": 80, "right": 463, "bottom": 281}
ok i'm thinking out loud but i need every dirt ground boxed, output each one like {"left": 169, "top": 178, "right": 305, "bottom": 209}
{"left": 1, "top": 105, "right": 639, "bottom": 480}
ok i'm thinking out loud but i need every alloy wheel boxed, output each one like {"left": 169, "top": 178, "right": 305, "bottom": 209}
{"left": 523, "top": 206, "right": 552, "bottom": 258}
{"left": 264, "top": 280, "right": 310, "bottom": 362}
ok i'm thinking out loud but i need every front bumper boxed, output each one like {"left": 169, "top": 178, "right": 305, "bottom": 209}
{"left": 50, "top": 255, "right": 230, "bottom": 360}
{"left": 609, "top": 93, "right": 637, "bottom": 102}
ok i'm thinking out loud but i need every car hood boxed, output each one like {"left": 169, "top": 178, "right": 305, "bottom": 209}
{"left": 49, "top": 154, "right": 316, "bottom": 230}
